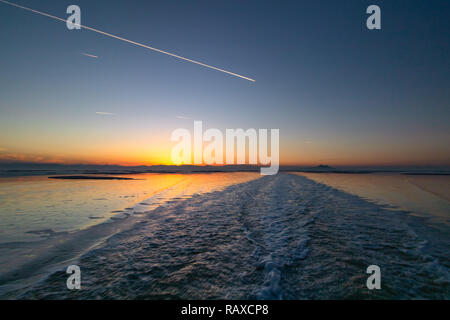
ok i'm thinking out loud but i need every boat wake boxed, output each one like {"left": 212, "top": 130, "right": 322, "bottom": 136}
{"left": 5, "top": 174, "right": 450, "bottom": 299}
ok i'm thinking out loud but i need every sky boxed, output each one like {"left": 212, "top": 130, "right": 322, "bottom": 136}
{"left": 0, "top": 0, "right": 449, "bottom": 166}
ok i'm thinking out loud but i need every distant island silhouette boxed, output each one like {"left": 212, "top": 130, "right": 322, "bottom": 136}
{"left": 49, "top": 176, "right": 135, "bottom": 180}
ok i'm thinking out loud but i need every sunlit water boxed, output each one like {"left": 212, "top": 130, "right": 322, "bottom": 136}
{"left": 0, "top": 172, "right": 448, "bottom": 299}
{"left": 0, "top": 172, "right": 259, "bottom": 295}
{"left": 0, "top": 173, "right": 258, "bottom": 243}
{"left": 298, "top": 173, "right": 450, "bottom": 225}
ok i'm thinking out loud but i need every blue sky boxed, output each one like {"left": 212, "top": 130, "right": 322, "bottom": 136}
{"left": 0, "top": 0, "right": 449, "bottom": 165}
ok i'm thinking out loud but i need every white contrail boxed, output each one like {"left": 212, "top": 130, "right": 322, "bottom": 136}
{"left": 95, "top": 111, "right": 115, "bottom": 115}
{"left": 0, "top": 0, "right": 255, "bottom": 82}
{"left": 81, "top": 52, "right": 98, "bottom": 58}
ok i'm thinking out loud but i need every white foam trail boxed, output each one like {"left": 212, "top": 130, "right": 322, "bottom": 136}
{"left": 0, "top": 0, "right": 255, "bottom": 82}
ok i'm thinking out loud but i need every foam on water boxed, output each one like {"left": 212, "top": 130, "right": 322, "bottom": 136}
{"left": 1, "top": 174, "right": 449, "bottom": 299}
{"left": 0, "top": 172, "right": 259, "bottom": 297}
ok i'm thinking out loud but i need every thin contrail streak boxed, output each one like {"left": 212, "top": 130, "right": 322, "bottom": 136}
{"left": 95, "top": 111, "right": 114, "bottom": 115}
{"left": 81, "top": 52, "right": 98, "bottom": 58}
{"left": 0, "top": 0, "right": 255, "bottom": 82}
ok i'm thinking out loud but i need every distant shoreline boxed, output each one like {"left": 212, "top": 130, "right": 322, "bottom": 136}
{"left": 48, "top": 176, "right": 136, "bottom": 180}
{"left": 0, "top": 164, "right": 449, "bottom": 178}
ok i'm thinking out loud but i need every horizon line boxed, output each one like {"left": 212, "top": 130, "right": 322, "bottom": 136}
{"left": 0, "top": 162, "right": 449, "bottom": 169}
